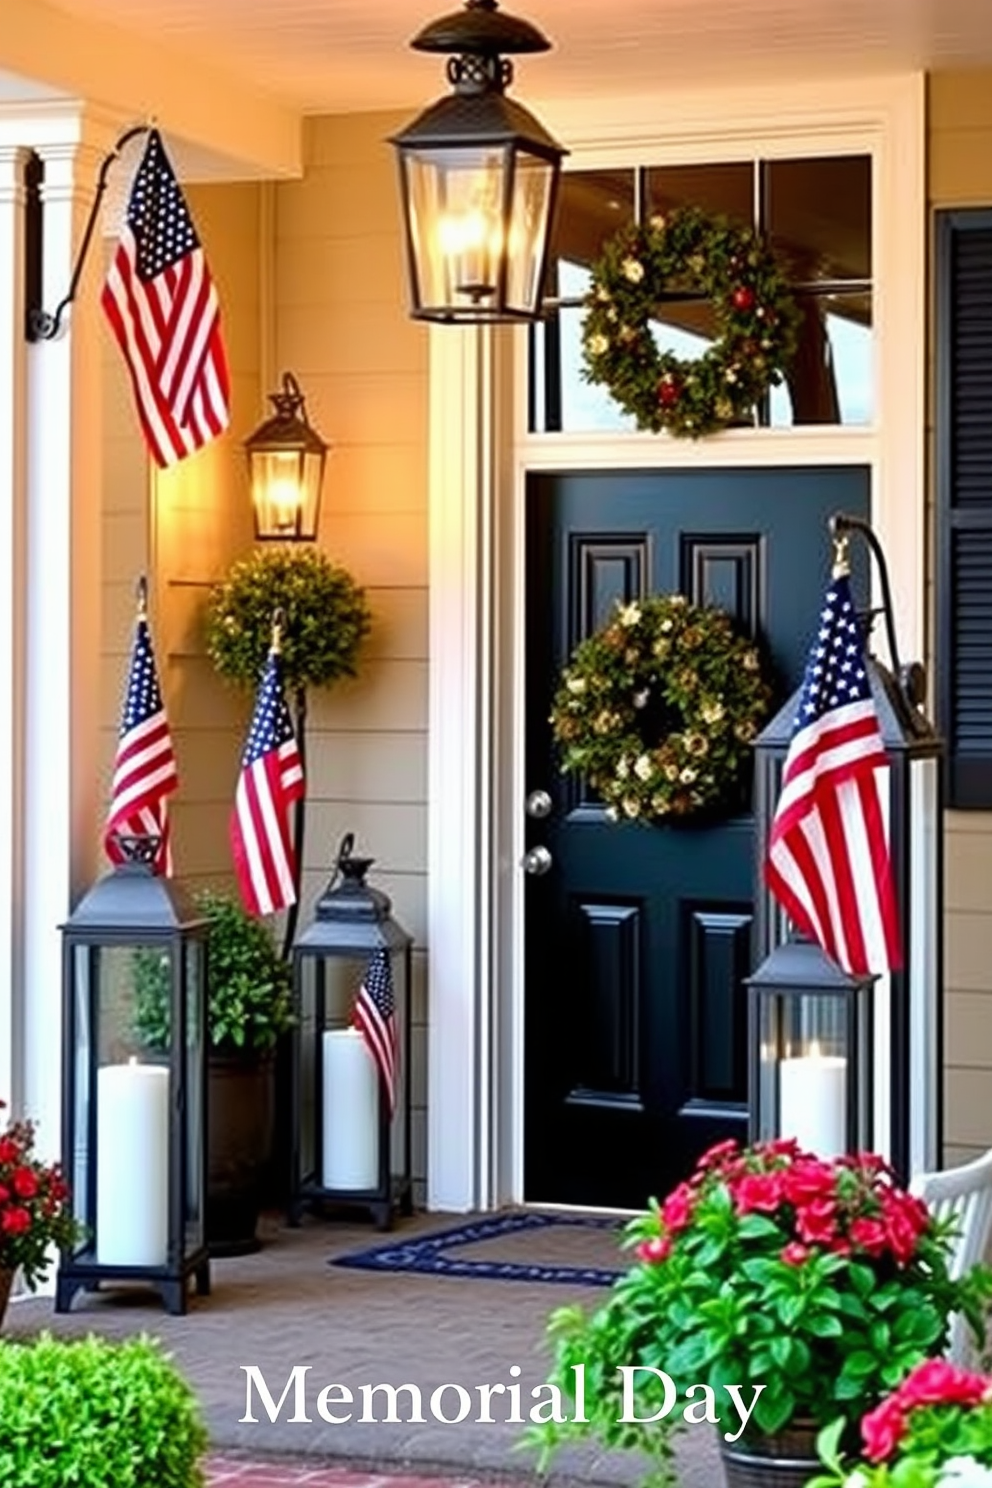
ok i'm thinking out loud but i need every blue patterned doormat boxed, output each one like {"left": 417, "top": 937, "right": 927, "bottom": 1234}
{"left": 331, "top": 1210, "right": 626, "bottom": 1287}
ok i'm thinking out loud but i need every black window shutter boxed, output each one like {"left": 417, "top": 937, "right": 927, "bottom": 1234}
{"left": 936, "top": 209, "right": 992, "bottom": 808}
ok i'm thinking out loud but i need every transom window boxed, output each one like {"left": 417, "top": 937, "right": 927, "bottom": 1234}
{"left": 529, "top": 155, "right": 872, "bottom": 434}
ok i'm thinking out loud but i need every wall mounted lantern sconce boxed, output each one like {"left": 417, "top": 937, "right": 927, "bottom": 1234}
{"left": 391, "top": 0, "right": 567, "bottom": 324}
{"left": 244, "top": 372, "right": 328, "bottom": 542}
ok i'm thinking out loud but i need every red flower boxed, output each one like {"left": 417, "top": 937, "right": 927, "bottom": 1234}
{"left": 795, "top": 1198, "right": 838, "bottom": 1245}
{"left": 661, "top": 1183, "right": 695, "bottom": 1233}
{"left": 0, "top": 1137, "right": 20, "bottom": 1165}
{"left": 780, "top": 1242, "right": 810, "bottom": 1266}
{"left": 849, "top": 1217, "right": 889, "bottom": 1257}
{"left": 636, "top": 1235, "right": 672, "bottom": 1265}
{"left": 894, "top": 1359, "right": 989, "bottom": 1410}
{"left": 733, "top": 1172, "right": 783, "bottom": 1215}
{"left": 861, "top": 1396, "right": 907, "bottom": 1462}
{"left": 0, "top": 1205, "right": 30, "bottom": 1235}
{"left": 11, "top": 1167, "right": 38, "bottom": 1200}
{"left": 781, "top": 1159, "right": 837, "bottom": 1207}
{"left": 699, "top": 1139, "right": 740, "bottom": 1171}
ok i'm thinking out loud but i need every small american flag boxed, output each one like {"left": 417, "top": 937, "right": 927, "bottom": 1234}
{"left": 765, "top": 572, "right": 901, "bottom": 976}
{"left": 102, "top": 129, "right": 231, "bottom": 468}
{"left": 354, "top": 949, "right": 398, "bottom": 1118}
{"left": 105, "top": 612, "right": 178, "bottom": 876}
{"left": 230, "top": 648, "right": 304, "bottom": 916}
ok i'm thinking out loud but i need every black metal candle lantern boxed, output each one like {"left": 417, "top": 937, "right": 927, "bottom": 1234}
{"left": 56, "top": 837, "right": 210, "bottom": 1316}
{"left": 746, "top": 937, "right": 876, "bottom": 1159}
{"left": 752, "top": 514, "right": 944, "bottom": 1179}
{"left": 290, "top": 835, "right": 413, "bottom": 1230}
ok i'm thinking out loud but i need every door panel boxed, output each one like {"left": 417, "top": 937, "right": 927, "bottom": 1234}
{"left": 523, "top": 465, "right": 870, "bottom": 1209}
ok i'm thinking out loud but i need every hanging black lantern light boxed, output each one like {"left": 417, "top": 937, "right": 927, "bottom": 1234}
{"left": 391, "top": 0, "right": 567, "bottom": 323}
{"left": 244, "top": 372, "right": 328, "bottom": 541}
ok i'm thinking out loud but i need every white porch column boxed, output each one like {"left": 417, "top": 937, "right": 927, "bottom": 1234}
{"left": 23, "top": 119, "right": 109, "bottom": 1158}
{"left": 426, "top": 323, "right": 513, "bottom": 1211}
{"left": 0, "top": 146, "right": 28, "bottom": 1115}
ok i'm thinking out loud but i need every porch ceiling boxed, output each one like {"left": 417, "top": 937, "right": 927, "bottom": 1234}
{"left": 36, "top": 0, "right": 992, "bottom": 112}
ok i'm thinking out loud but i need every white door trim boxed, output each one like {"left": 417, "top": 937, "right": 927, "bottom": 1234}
{"left": 426, "top": 73, "right": 926, "bottom": 1211}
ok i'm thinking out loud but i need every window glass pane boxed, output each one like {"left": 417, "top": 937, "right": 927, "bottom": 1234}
{"left": 766, "top": 156, "right": 871, "bottom": 283}
{"left": 645, "top": 162, "right": 754, "bottom": 231}
{"left": 548, "top": 169, "right": 635, "bottom": 289}
{"left": 769, "top": 291, "right": 873, "bottom": 426}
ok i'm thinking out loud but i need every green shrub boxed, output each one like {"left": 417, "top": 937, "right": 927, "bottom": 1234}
{"left": 0, "top": 1332, "right": 207, "bottom": 1486}
{"left": 204, "top": 545, "right": 371, "bottom": 694}
{"left": 134, "top": 889, "right": 293, "bottom": 1056}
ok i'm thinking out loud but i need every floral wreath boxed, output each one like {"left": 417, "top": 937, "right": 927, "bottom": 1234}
{"left": 582, "top": 205, "right": 800, "bottom": 438}
{"left": 550, "top": 594, "right": 774, "bottom": 823}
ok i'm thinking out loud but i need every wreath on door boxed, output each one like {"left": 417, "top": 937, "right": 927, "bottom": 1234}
{"left": 550, "top": 594, "right": 773, "bottom": 823}
{"left": 581, "top": 206, "right": 799, "bottom": 437}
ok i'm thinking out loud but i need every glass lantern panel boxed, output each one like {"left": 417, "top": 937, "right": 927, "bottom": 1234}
{"left": 504, "top": 150, "right": 555, "bottom": 316}
{"left": 297, "top": 955, "right": 319, "bottom": 1183}
{"left": 251, "top": 448, "right": 323, "bottom": 540}
{"left": 402, "top": 145, "right": 512, "bottom": 315}
{"left": 93, "top": 944, "right": 173, "bottom": 1269}
{"left": 778, "top": 993, "right": 850, "bottom": 1160}
{"left": 71, "top": 944, "right": 94, "bottom": 1246}
{"left": 184, "top": 939, "right": 205, "bottom": 1252}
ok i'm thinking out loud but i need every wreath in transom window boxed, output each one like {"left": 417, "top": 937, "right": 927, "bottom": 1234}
{"left": 550, "top": 594, "right": 774, "bottom": 823}
{"left": 582, "top": 206, "right": 800, "bottom": 438}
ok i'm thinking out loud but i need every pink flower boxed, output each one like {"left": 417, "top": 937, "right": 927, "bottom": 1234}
{"left": 733, "top": 1172, "right": 783, "bottom": 1215}
{"left": 894, "top": 1360, "right": 989, "bottom": 1410}
{"left": 699, "top": 1139, "right": 740, "bottom": 1172}
{"left": 780, "top": 1242, "right": 810, "bottom": 1266}
{"left": 795, "top": 1198, "right": 838, "bottom": 1245}
{"left": 849, "top": 1216, "right": 889, "bottom": 1257}
{"left": 661, "top": 1183, "right": 695, "bottom": 1233}
{"left": 861, "top": 1397, "right": 907, "bottom": 1462}
{"left": 782, "top": 1158, "right": 837, "bottom": 1207}
{"left": 636, "top": 1236, "right": 672, "bottom": 1265}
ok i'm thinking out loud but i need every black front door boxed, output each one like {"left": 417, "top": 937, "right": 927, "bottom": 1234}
{"left": 523, "top": 465, "right": 870, "bottom": 1209}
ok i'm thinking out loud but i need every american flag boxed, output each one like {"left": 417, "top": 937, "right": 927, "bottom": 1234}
{"left": 105, "top": 613, "right": 178, "bottom": 876}
{"left": 765, "top": 572, "right": 901, "bottom": 976}
{"left": 102, "top": 129, "right": 231, "bottom": 468}
{"left": 230, "top": 648, "right": 304, "bottom": 916}
{"left": 354, "top": 949, "right": 398, "bottom": 1118}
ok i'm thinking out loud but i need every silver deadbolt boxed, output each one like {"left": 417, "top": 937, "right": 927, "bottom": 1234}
{"left": 521, "top": 845, "right": 553, "bottom": 876}
{"left": 525, "top": 789, "right": 553, "bottom": 819}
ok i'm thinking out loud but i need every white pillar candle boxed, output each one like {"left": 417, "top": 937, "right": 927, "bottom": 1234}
{"left": 779, "top": 1043, "right": 848, "bottom": 1158}
{"left": 96, "top": 1059, "right": 169, "bottom": 1267}
{"left": 322, "top": 1029, "right": 379, "bottom": 1190}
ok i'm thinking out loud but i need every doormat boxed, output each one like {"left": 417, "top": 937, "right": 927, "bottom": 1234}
{"left": 331, "top": 1211, "right": 627, "bottom": 1287}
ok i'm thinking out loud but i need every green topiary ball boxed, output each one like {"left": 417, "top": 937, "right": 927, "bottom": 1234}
{"left": 204, "top": 546, "right": 372, "bottom": 694}
{"left": 0, "top": 1333, "right": 208, "bottom": 1487}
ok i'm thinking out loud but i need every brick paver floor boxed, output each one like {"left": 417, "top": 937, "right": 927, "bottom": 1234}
{"left": 204, "top": 1464, "right": 489, "bottom": 1488}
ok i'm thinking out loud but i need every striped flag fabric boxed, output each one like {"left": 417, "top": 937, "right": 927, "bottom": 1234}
{"left": 102, "top": 128, "right": 231, "bottom": 468}
{"left": 230, "top": 647, "right": 304, "bottom": 916}
{"left": 105, "top": 611, "right": 178, "bottom": 876}
{"left": 765, "top": 571, "right": 901, "bottom": 976}
{"left": 354, "top": 949, "right": 398, "bottom": 1118}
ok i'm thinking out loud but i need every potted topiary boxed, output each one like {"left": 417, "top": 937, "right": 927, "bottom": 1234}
{"left": 526, "top": 1140, "right": 992, "bottom": 1488}
{"left": 135, "top": 888, "right": 293, "bottom": 1256}
{"left": 0, "top": 1333, "right": 207, "bottom": 1486}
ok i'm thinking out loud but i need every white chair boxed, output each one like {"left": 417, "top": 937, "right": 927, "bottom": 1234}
{"left": 911, "top": 1147, "right": 992, "bottom": 1365}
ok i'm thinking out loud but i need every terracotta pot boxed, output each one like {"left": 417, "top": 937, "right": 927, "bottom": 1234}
{"left": 206, "top": 1052, "right": 276, "bottom": 1257}
{"left": 720, "top": 1419, "right": 821, "bottom": 1488}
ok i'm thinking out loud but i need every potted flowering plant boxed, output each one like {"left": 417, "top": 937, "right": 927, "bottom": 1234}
{"left": 0, "top": 1103, "right": 77, "bottom": 1314}
{"left": 811, "top": 1360, "right": 992, "bottom": 1487}
{"left": 528, "top": 1140, "right": 992, "bottom": 1488}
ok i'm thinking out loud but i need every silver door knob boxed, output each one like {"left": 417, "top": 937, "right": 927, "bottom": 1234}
{"left": 525, "top": 789, "right": 553, "bottom": 819}
{"left": 521, "top": 845, "right": 553, "bottom": 876}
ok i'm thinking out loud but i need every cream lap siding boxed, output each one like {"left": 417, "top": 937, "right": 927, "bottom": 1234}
{"left": 930, "top": 71, "right": 992, "bottom": 1164}
{"left": 276, "top": 112, "right": 430, "bottom": 1194}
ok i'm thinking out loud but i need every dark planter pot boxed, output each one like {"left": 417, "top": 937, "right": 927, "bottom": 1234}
{"left": 207, "top": 1051, "right": 275, "bottom": 1257}
{"left": 720, "top": 1419, "right": 821, "bottom": 1488}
